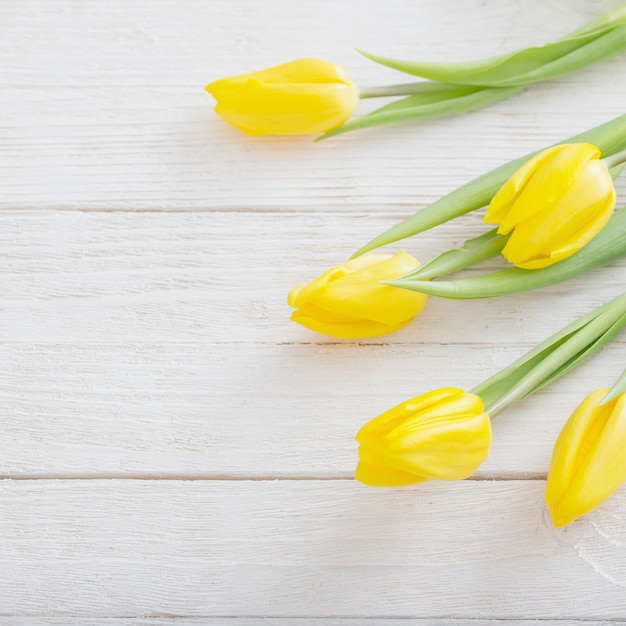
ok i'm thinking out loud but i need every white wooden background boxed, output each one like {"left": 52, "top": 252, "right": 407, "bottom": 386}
{"left": 2, "top": 0, "right": 626, "bottom": 622}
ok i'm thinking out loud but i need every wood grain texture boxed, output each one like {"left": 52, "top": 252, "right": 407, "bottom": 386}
{"left": 2, "top": 209, "right": 626, "bottom": 346}
{"left": 0, "top": 480, "right": 622, "bottom": 618}
{"left": 1, "top": 621, "right": 624, "bottom": 626}
{"left": 1, "top": 0, "right": 625, "bottom": 211}
{"left": 3, "top": 0, "right": 626, "bottom": 620}
{"left": 1, "top": 209, "right": 624, "bottom": 478}
{"left": 2, "top": 341, "right": 625, "bottom": 478}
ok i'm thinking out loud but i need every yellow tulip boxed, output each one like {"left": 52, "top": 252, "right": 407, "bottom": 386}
{"left": 484, "top": 143, "right": 616, "bottom": 269}
{"left": 287, "top": 252, "right": 427, "bottom": 339}
{"left": 355, "top": 388, "right": 492, "bottom": 487}
{"left": 205, "top": 58, "right": 358, "bottom": 136}
{"left": 545, "top": 388, "right": 626, "bottom": 528}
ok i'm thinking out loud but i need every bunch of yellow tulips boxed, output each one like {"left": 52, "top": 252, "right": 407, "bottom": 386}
{"left": 285, "top": 126, "right": 626, "bottom": 528}
{"left": 207, "top": 6, "right": 626, "bottom": 138}
{"left": 206, "top": 5, "right": 626, "bottom": 529}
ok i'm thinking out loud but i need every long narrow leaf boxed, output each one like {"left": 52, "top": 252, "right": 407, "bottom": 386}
{"left": 526, "top": 313, "right": 626, "bottom": 399}
{"left": 491, "top": 25, "right": 626, "bottom": 87}
{"left": 357, "top": 31, "right": 603, "bottom": 86}
{"left": 322, "top": 86, "right": 518, "bottom": 139}
{"left": 386, "top": 205, "right": 626, "bottom": 299}
{"left": 364, "top": 86, "right": 482, "bottom": 112}
{"left": 471, "top": 294, "right": 626, "bottom": 414}
{"left": 357, "top": 80, "right": 466, "bottom": 99}
{"left": 352, "top": 114, "right": 626, "bottom": 256}
{"left": 403, "top": 228, "right": 505, "bottom": 281}
{"left": 358, "top": 5, "right": 626, "bottom": 86}
{"left": 600, "top": 367, "right": 626, "bottom": 405}
{"left": 567, "top": 4, "right": 626, "bottom": 38}
{"left": 472, "top": 327, "right": 585, "bottom": 413}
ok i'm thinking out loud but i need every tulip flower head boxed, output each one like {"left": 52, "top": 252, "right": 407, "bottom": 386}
{"left": 546, "top": 388, "right": 626, "bottom": 528}
{"left": 288, "top": 252, "right": 427, "bottom": 339}
{"left": 204, "top": 8, "right": 626, "bottom": 138}
{"left": 484, "top": 143, "right": 616, "bottom": 269}
{"left": 206, "top": 58, "right": 358, "bottom": 136}
{"left": 355, "top": 388, "right": 492, "bottom": 487}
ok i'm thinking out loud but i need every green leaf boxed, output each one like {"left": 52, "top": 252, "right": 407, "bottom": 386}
{"left": 402, "top": 228, "right": 505, "bottom": 281}
{"left": 567, "top": 4, "right": 626, "bottom": 38}
{"left": 357, "top": 6, "right": 626, "bottom": 86}
{"left": 599, "top": 367, "right": 626, "bottom": 405}
{"left": 471, "top": 294, "right": 626, "bottom": 416}
{"left": 357, "top": 32, "right": 600, "bottom": 86}
{"left": 473, "top": 327, "right": 584, "bottom": 413}
{"left": 321, "top": 85, "right": 519, "bottom": 139}
{"left": 527, "top": 312, "right": 626, "bottom": 398}
{"left": 387, "top": 205, "right": 626, "bottom": 299}
{"left": 352, "top": 114, "right": 626, "bottom": 257}
{"left": 497, "top": 25, "right": 626, "bottom": 87}
{"left": 364, "top": 86, "right": 482, "bottom": 111}
{"left": 357, "top": 80, "right": 466, "bottom": 99}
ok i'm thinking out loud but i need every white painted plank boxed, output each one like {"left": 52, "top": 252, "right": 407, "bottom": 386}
{"left": 1, "top": 209, "right": 626, "bottom": 346}
{"left": 3, "top": 0, "right": 626, "bottom": 621}
{"left": 0, "top": 616, "right": 626, "bottom": 626}
{"left": 1, "top": 208, "right": 625, "bottom": 478}
{"left": 1, "top": 0, "right": 624, "bottom": 211}
{"left": 0, "top": 480, "right": 623, "bottom": 618}
{"left": 1, "top": 341, "right": 624, "bottom": 479}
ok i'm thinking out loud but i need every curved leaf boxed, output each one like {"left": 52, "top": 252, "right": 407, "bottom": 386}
{"left": 321, "top": 85, "right": 518, "bottom": 139}
{"left": 357, "top": 29, "right": 605, "bottom": 86}
{"left": 386, "top": 205, "right": 626, "bottom": 300}
{"left": 351, "top": 114, "right": 626, "bottom": 256}
{"left": 358, "top": 6, "right": 626, "bottom": 86}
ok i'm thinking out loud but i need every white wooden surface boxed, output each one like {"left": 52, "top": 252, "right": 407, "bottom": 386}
{"left": 2, "top": 0, "right": 626, "bottom": 621}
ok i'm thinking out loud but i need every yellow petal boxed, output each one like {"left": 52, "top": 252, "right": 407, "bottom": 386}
{"left": 317, "top": 255, "right": 426, "bottom": 327}
{"left": 546, "top": 389, "right": 608, "bottom": 512}
{"left": 545, "top": 389, "right": 626, "bottom": 528}
{"left": 484, "top": 145, "right": 566, "bottom": 226}
{"left": 355, "top": 389, "right": 491, "bottom": 484}
{"left": 355, "top": 459, "right": 426, "bottom": 487}
{"left": 386, "top": 409, "right": 491, "bottom": 480}
{"left": 502, "top": 160, "right": 615, "bottom": 268}
{"left": 355, "top": 388, "right": 464, "bottom": 444}
{"left": 498, "top": 143, "right": 600, "bottom": 233}
{"left": 559, "top": 393, "right": 626, "bottom": 527}
{"left": 288, "top": 252, "right": 428, "bottom": 338}
{"left": 206, "top": 58, "right": 353, "bottom": 92}
{"left": 215, "top": 80, "right": 357, "bottom": 135}
{"left": 288, "top": 254, "right": 393, "bottom": 309}
{"left": 393, "top": 389, "right": 484, "bottom": 432}
{"left": 206, "top": 58, "right": 358, "bottom": 135}
{"left": 289, "top": 307, "right": 404, "bottom": 339}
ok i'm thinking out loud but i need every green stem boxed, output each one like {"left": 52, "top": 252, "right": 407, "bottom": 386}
{"left": 600, "top": 366, "right": 626, "bottom": 405}
{"left": 356, "top": 5, "right": 626, "bottom": 101}
{"left": 566, "top": 4, "right": 626, "bottom": 38}
{"left": 387, "top": 200, "right": 626, "bottom": 299}
{"left": 358, "top": 81, "right": 459, "bottom": 99}
{"left": 401, "top": 228, "right": 506, "bottom": 281}
{"left": 603, "top": 147, "right": 626, "bottom": 169}
{"left": 471, "top": 293, "right": 626, "bottom": 416}
{"left": 391, "top": 163, "right": 625, "bottom": 292}
{"left": 322, "top": 85, "right": 518, "bottom": 140}
{"left": 351, "top": 114, "right": 626, "bottom": 257}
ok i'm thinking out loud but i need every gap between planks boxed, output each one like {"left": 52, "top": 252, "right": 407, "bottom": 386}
{"left": 6, "top": 611, "right": 622, "bottom": 621}
{"left": 0, "top": 205, "right": 432, "bottom": 214}
{"left": 0, "top": 475, "right": 546, "bottom": 482}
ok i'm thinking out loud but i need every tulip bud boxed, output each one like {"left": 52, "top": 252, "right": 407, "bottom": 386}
{"left": 287, "top": 252, "right": 427, "bottom": 339}
{"left": 205, "top": 58, "right": 358, "bottom": 136}
{"left": 545, "top": 388, "right": 626, "bottom": 528}
{"left": 484, "top": 143, "right": 616, "bottom": 269}
{"left": 355, "top": 388, "right": 491, "bottom": 487}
